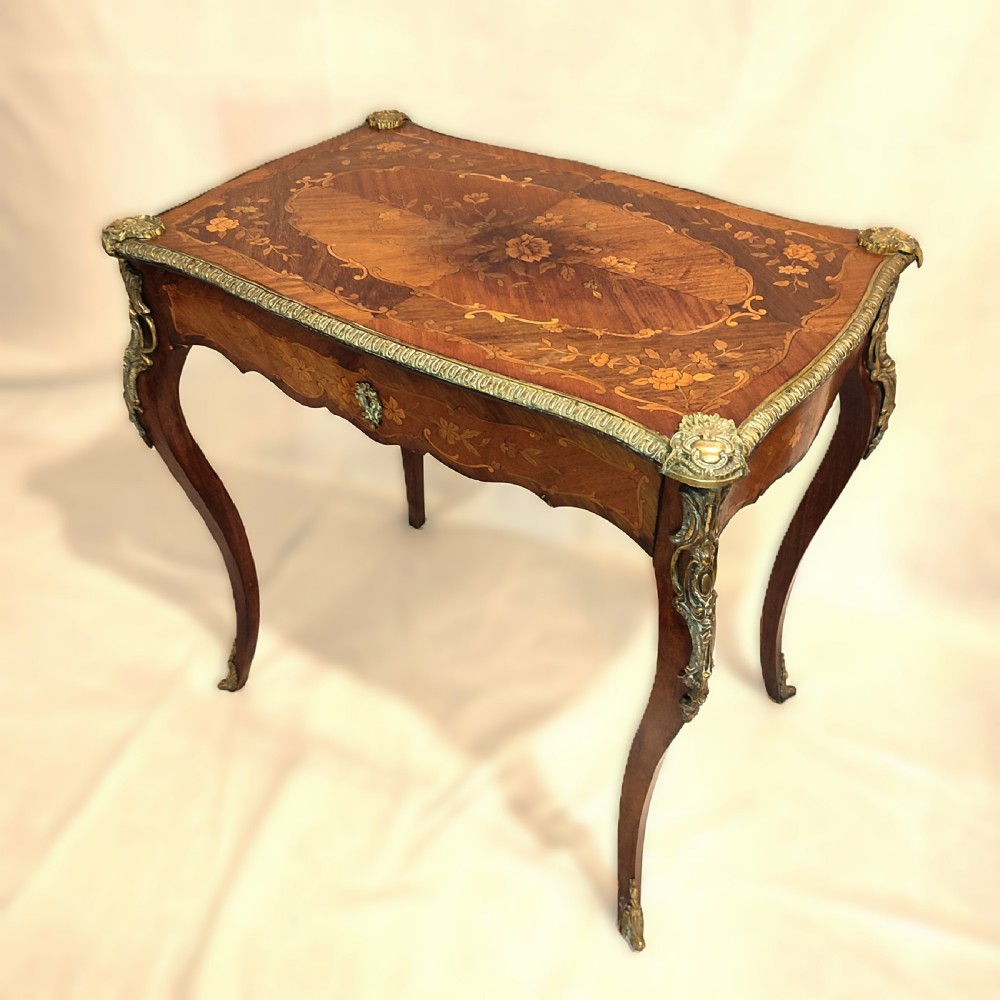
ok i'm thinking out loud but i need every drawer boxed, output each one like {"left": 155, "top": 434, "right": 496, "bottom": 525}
{"left": 150, "top": 268, "right": 662, "bottom": 550}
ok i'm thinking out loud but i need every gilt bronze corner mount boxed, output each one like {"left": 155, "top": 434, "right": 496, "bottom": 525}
{"left": 857, "top": 226, "right": 922, "bottom": 267}
{"left": 366, "top": 109, "right": 408, "bottom": 131}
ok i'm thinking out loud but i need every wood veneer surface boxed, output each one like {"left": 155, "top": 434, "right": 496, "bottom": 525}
{"left": 150, "top": 119, "right": 885, "bottom": 438}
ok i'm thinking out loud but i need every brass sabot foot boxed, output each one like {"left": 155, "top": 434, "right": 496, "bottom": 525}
{"left": 776, "top": 654, "right": 797, "bottom": 703}
{"left": 218, "top": 640, "right": 242, "bottom": 692}
{"left": 618, "top": 878, "right": 646, "bottom": 952}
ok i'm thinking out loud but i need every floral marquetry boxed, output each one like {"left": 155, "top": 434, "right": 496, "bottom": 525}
{"left": 128, "top": 115, "right": 918, "bottom": 455}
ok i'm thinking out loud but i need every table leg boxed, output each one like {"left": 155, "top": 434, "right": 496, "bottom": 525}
{"left": 121, "top": 264, "right": 260, "bottom": 691}
{"left": 760, "top": 303, "right": 894, "bottom": 702}
{"left": 617, "top": 481, "right": 726, "bottom": 950}
{"left": 400, "top": 447, "right": 425, "bottom": 529}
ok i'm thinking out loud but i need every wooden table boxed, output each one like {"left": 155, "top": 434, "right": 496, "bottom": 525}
{"left": 102, "top": 110, "right": 920, "bottom": 951}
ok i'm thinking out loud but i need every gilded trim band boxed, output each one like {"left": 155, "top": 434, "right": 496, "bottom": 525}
{"left": 112, "top": 232, "right": 913, "bottom": 481}
{"left": 116, "top": 237, "right": 678, "bottom": 467}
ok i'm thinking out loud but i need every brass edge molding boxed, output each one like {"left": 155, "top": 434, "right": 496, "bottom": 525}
{"left": 366, "top": 109, "right": 408, "bottom": 130}
{"left": 114, "top": 238, "right": 912, "bottom": 482}
{"left": 116, "top": 238, "right": 677, "bottom": 467}
{"left": 118, "top": 261, "right": 158, "bottom": 446}
{"left": 738, "top": 254, "right": 912, "bottom": 455}
{"left": 618, "top": 878, "right": 645, "bottom": 951}
{"left": 863, "top": 282, "right": 898, "bottom": 457}
{"left": 671, "top": 484, "right": 726, "bottom": 722}
{"left": 857, "top": 226, "right": 923, "bottom": 267}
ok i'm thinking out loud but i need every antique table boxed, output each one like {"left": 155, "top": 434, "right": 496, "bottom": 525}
{"left": 102, "top": 110, "right": 920, "bottom": 951}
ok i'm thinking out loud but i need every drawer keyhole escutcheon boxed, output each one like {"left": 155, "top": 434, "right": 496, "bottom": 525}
{"left": 355, "top": 381, "right": 383, "bottom": 428}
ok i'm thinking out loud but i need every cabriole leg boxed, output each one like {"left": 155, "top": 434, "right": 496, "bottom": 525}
{"left": 760, "top": 289, "right": 895, "bottom": 702}
{"left": 617, "top": 481, "right": 726, "bottom": 950}
{"left": 119, "top": 261, "right": 260, "bottom": 691}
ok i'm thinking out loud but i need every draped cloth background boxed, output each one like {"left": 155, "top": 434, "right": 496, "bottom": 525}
{"left": 1, "top": 3, "right": 998, "bottom": 997}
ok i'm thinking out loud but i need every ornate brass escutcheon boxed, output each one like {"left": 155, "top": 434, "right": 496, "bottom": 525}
{"left": 355, "top": 381, "right": 383, "bottom": 428}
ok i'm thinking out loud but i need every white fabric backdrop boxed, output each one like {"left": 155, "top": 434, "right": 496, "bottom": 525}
{"left": 1, "top": 2, "right": 998, "bottom": 997}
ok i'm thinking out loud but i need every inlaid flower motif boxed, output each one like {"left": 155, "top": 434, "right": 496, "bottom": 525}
{"left": 783, "top": 243, "right": 816, "bottom": 263}
{"left": 777, "top": 264, "right": 808, "bottom": 275}
{"left": 647, "top": 367, "right": 694, "bottom": 391}
{"left": 383, "top": 397, "right": 405, "bottom": 424}
{"left": 378, "top": 209, "right": 402, "bottom": 221}
{"left": 427, "top": 152, "right": 442, "bottom": 160}
{"left": 589, "top": 352, "right": 611, "bottom": 367}
{"left": 601, "top": 255, "right": 637, "bottom": 273}
{"left": 206, "top": 213, "right": 239, "bottom": 235}
{"left": 438, "top": 418, "right": 462, "bottom": 444}
{"left": 505, "top": 233, "right": 552, "bottom": 263}
{"left": 376, "top": 141, "right": 406, "bottom": 153}
{"left": 734, "top": 230, "right": 754, "bottom": 240}
{"left": 533, "top": 212, "right": 563, "bottom": 227}
{"left": 688, "top": 351, "right": 715, "bottom": 368}
{"left": 464, "top": 192, "right": 490, "bottom": 205}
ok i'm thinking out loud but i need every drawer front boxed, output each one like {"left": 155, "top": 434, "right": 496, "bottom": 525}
{"left": 154, "top": 270, "right": 661, "bottom": 550}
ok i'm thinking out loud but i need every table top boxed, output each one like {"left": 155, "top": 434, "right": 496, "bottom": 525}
{"left": 111, "top": 111, "right": 919, "bottom": 473}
